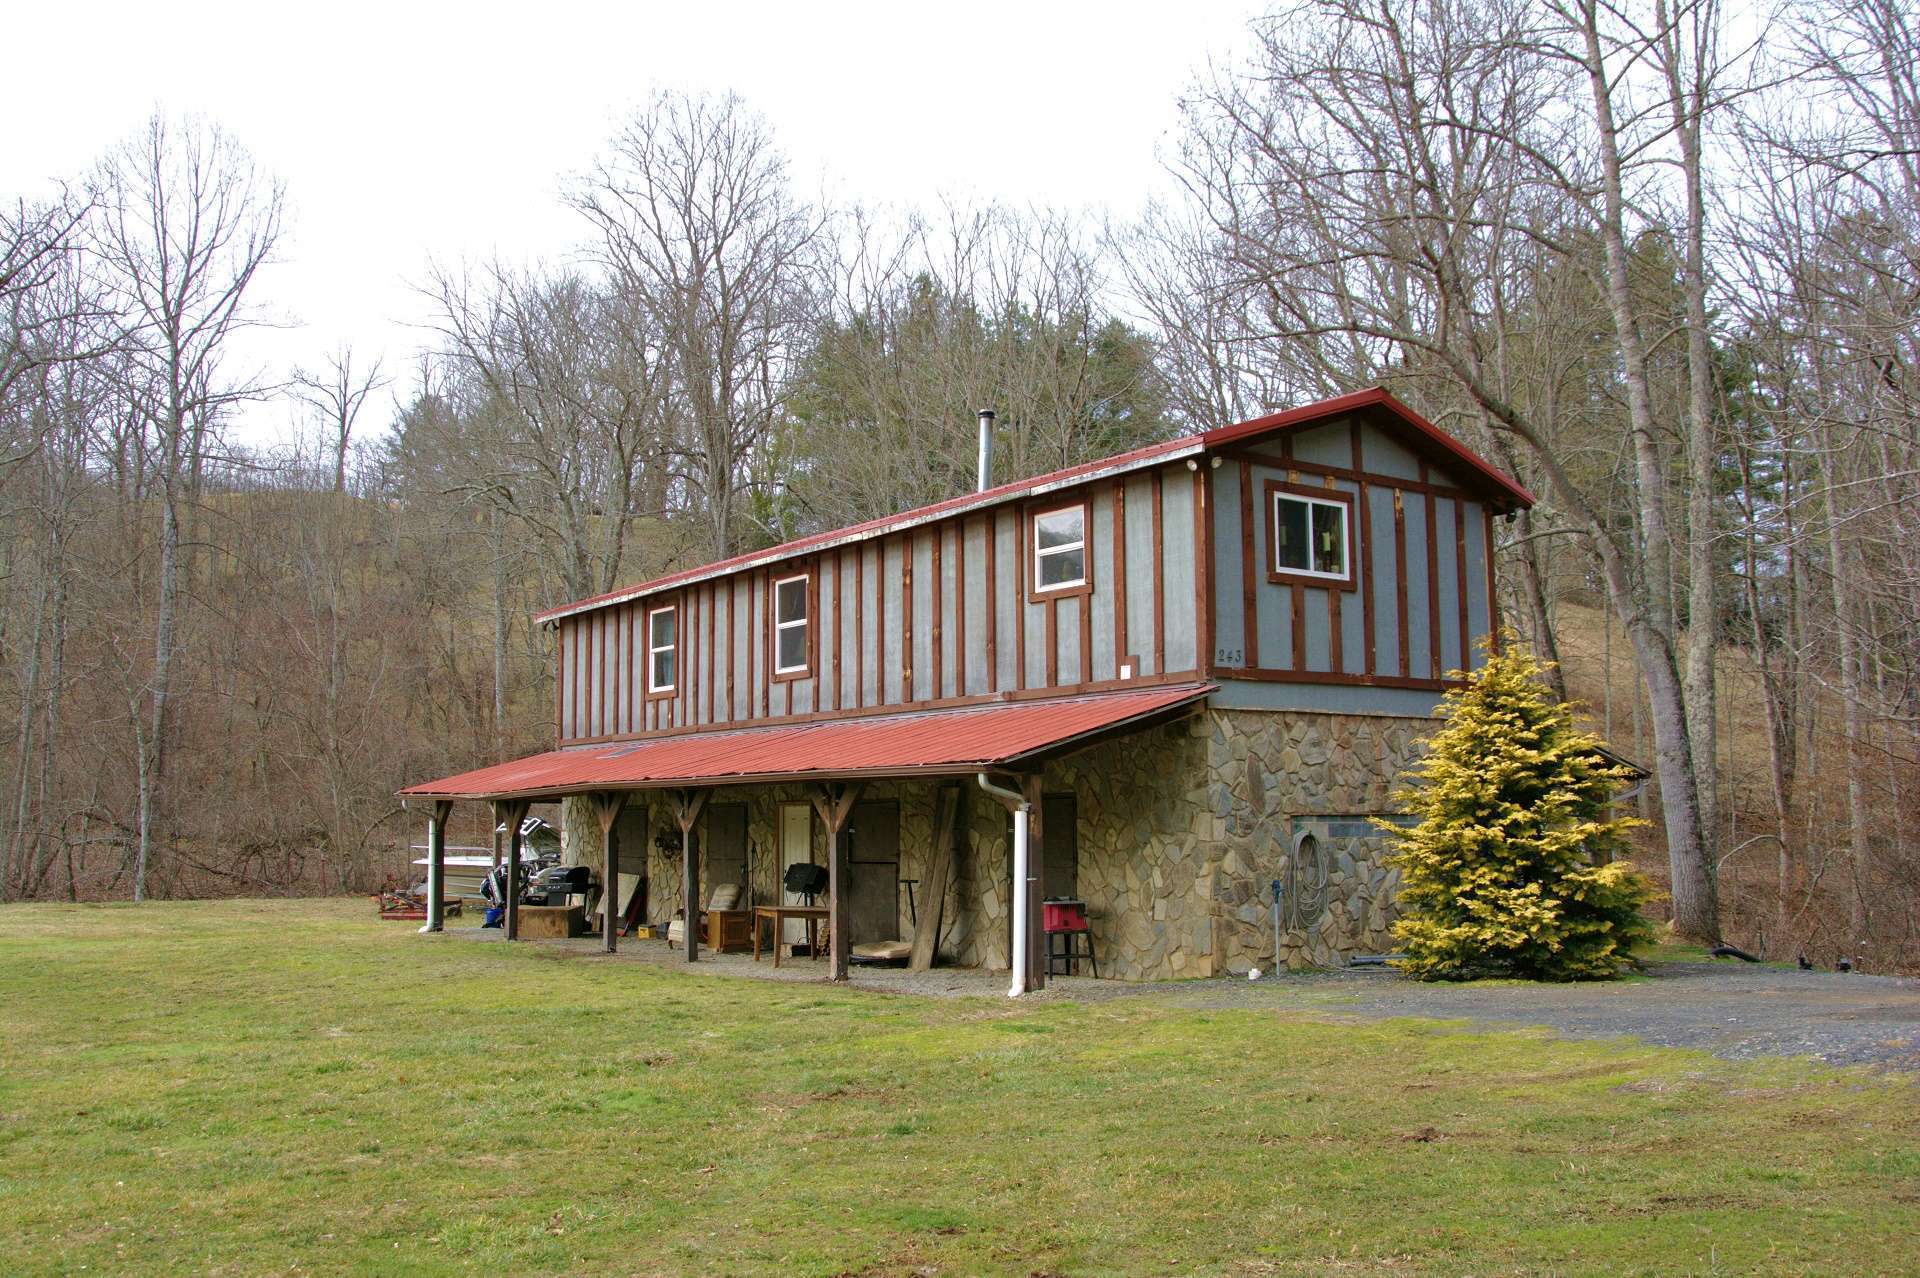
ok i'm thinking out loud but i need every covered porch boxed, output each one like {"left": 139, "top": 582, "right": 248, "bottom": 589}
{"left": 400, "top": 684, "right": 1214, "bottom": 993}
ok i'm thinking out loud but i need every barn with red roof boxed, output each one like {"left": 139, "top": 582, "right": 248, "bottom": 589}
{"left": 402, "top": 388, "right": 1531, "bottom": 989}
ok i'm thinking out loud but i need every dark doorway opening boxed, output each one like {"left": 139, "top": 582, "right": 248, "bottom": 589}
{"left": 1041, "top": 794, "right": 1078, "bottom": 899}
{"left": 1004, "top": 792, "right": 1080, "bottom": 961}
{"left": 846, "top": 799, "right": 901, "bottom": 944}
{"left": 704, "top": 802, "right": 748, "bottom": 896}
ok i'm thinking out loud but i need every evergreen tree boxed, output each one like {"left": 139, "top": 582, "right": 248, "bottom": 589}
{"left": 1381, "top": 642, "right": 1655, "bottom": 981}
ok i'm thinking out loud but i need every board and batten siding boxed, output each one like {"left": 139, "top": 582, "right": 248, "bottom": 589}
{"left": 1207, "top": 416, "right": 1496, "bottom": 716}
{"left": 549, "top": 414, "right": 1507, "bottom": 742}
{"left": 552, "top": 461, "right": 1205, "bottom": 745}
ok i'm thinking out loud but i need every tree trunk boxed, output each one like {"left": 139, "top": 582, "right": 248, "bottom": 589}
{"left": 1480, "top": 426, "right": 1567, "bottom": 699}
{"left": 1820, "top": 430, "right": 1873, "bottom": 945}
{"left": 1512, "top": 510, "right": 1567, "bottom": 701}
{"left": 3, "top": 552, "right": 48, "bottom": 899}
{"left": 25, "top": 530, "right": 70, "bottom": 898}
{"left": 1663, "top": 0, "right": 1722, "bottom": 855}
{"left": 490, "top": 505, "right": 509, "bottom": 747}
{"left": 135, "top": 482, "right": 181, "bottom": 903}
{"left": 1744, "top": 464, "right": 1796, "bottom": 949}
{"left": 1634, "top": 624, "right": 1719, "bottom": 939}
{"left": 1576, "top": 2, "right": 1714, "bottom": 936}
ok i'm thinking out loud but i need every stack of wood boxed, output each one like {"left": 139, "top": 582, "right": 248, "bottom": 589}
{"left": 373, "top": 877, "right": 462, "bottom": 922}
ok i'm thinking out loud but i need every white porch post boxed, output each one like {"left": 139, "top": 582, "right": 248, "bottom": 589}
{"left": 419, "top": 799, "right": 452, "bottom": 934}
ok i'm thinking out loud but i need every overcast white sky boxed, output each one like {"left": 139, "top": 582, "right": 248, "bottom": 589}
{"left": 3, "top": 0, "right": 1262, "bottom": 449}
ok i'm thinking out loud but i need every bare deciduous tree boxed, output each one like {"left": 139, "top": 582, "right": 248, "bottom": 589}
{"left": 293, "top": 345, "right": 389, "bottom": 493}
{"left": 1154, "top": 0, "right": 1730, "bottom": 937}
{"left": 423, "top": 262, "right": 670, "bottom": 599}
{"left": 92, "top": 114, "right": 282, "bottom": 901}
{"left": 0, "top": 193, "right": 100, "bottom": 419}
{"left": 571, "top": 91, "right": 825, "bottom": 558}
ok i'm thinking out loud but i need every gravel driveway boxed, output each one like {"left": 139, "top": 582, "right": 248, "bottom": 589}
{"left": 466, "top": 928, "right": 1920, "bottom": 1070}
{"left": 1142, "top": 961, "right": 1920, "bottom": 1071}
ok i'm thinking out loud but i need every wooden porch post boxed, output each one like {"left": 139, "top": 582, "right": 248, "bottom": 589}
{"left": 670, "top": 788, "right": 709, "bottom": 962}
{"left": 589, "top": 791, "right": 627, "bottom": 954}
{"left": 420, "top": 799, "right": 452, "bottom": 934}
{"left": 496, "top": 798, "right": 530, "bottom": 941}
{"left": 1022, "top": 774, "right": 1047, "bottom": 992}
{"left": 810, "top": 781, "right": 863, "bottom": 981}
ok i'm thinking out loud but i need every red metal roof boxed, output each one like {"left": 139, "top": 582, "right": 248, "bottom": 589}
{"left": 535, "top": 436, "right": 1203, "bottom": 624}
{"left": 400, "top": 683, "right": 1215, "bottom": 801}
{"left": 533, "top": 387, "right": 1532, "bottom": 626}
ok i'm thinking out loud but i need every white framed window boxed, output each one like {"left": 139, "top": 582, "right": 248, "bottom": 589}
{"left": 646, "top": 604, "right": 677, "bottom": 694}
{"left": 1031, "top": 503, "right": 1088, "bottom": 595}
{"left": 1269, "top": 485, "right": 1353, "bottom": 584}
{"left": 772, "top": 572, "right": 810, "bottom": 677}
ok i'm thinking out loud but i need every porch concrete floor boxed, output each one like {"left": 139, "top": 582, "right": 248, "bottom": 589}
{"left": 447, "top": 922, "right": 1114, "bottom": 1000}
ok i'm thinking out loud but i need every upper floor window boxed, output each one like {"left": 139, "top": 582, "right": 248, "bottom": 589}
{"left": 1269, "top": 483, "right": 1354, "bottom": 585}
{"left": 772, "top": 572, "right": 811, "bottom": 677}
{"left": 1031, "top": 503, "right": 1088, "bottom": 595}
{"left": 647, "top": 604, "right": 677, "bottom": 694}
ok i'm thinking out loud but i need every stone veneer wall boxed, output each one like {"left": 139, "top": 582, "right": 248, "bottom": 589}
{"left": 550, "top": 704, "right": 1433, "bottom": 981}
{"left": 1205, "top": 709, "right": 1431, "bottom": 973}
{"left": 1026, "top": 714, "right": 1218, "bottom": 980}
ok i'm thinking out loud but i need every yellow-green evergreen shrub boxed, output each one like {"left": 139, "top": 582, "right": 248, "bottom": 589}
{"left": 1379, "top": 642, "right": 1654, "bottom": 981}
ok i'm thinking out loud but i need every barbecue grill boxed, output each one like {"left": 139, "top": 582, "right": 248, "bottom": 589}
{"left": 531, "top": 863, "right": 591, "bottom": 906}
{"left": 783, "top": 862, "right": 829, "bottom": 902}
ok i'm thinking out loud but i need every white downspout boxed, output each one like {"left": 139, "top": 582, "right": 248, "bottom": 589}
{"left": 419, "top": 809, "right": 441, "bottom": 935}
{"left": 977, "top": 772, "right": 1030, "bottom": 997}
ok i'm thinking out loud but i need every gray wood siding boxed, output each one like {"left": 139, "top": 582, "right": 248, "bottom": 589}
{"left": 552, "top": 460, "right": 1205, "bottom": 744}
{"left": 1210, "top": 417, "right": 1495, "bottom": 692}
{"left": 1159, "top": 471, "right": 1198, "bottom": 674}
{"left": 548, "top": 412, "right": 1509, "bottom": 743}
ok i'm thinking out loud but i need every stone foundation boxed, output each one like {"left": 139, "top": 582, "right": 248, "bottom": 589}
{"left": 1204, "top": 709, "right": 1430, "bottom": 973}
{"left": 1032, "top": 714, "right": 1218, "bottom": 979}
{"left": 554, "top": 704, "right": 1435, "bottom": 981}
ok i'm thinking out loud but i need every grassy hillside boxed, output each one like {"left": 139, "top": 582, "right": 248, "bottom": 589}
{"left": 1, "top": 899, "right": 1915, "bottom": 1276}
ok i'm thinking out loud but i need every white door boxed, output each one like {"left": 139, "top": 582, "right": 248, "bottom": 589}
{"left": 779, "top": 804, "right": 813, "bottom": 949}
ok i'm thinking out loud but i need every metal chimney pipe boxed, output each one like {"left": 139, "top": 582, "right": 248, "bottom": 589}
{"left": 976, "top": 409, "right": 996, "bottom": 493}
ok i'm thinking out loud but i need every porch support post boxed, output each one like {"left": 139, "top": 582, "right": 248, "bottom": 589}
{"left": 420, "top": 799, "right": 453, "bottom": 934}
{"left": 589, "top": 791, "right": 628, "bottom": 954}
{"left": 495, "top": 798, "right": 530, "bottom": 941}
{"left": 670, "top": 788, "right": 710, "bottom": 962}
{"left": 1023, "top": 774, "right": 1046, "bottom": 992}
{"left": 810, "top": 781, "right": 864, "bottom": 982}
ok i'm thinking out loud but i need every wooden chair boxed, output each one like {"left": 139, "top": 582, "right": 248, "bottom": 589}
{"left": 667, "top": 883, "right": 753, "bottom": 953}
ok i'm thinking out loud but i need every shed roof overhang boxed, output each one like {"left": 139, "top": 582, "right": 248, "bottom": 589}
{"left": 399, "top": 684, "right": 1215, "bottom": 802}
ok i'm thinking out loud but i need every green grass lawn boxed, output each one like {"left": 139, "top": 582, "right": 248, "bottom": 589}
{"left": 1, "top": 900, "right": 1914, "bottom": 1277}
